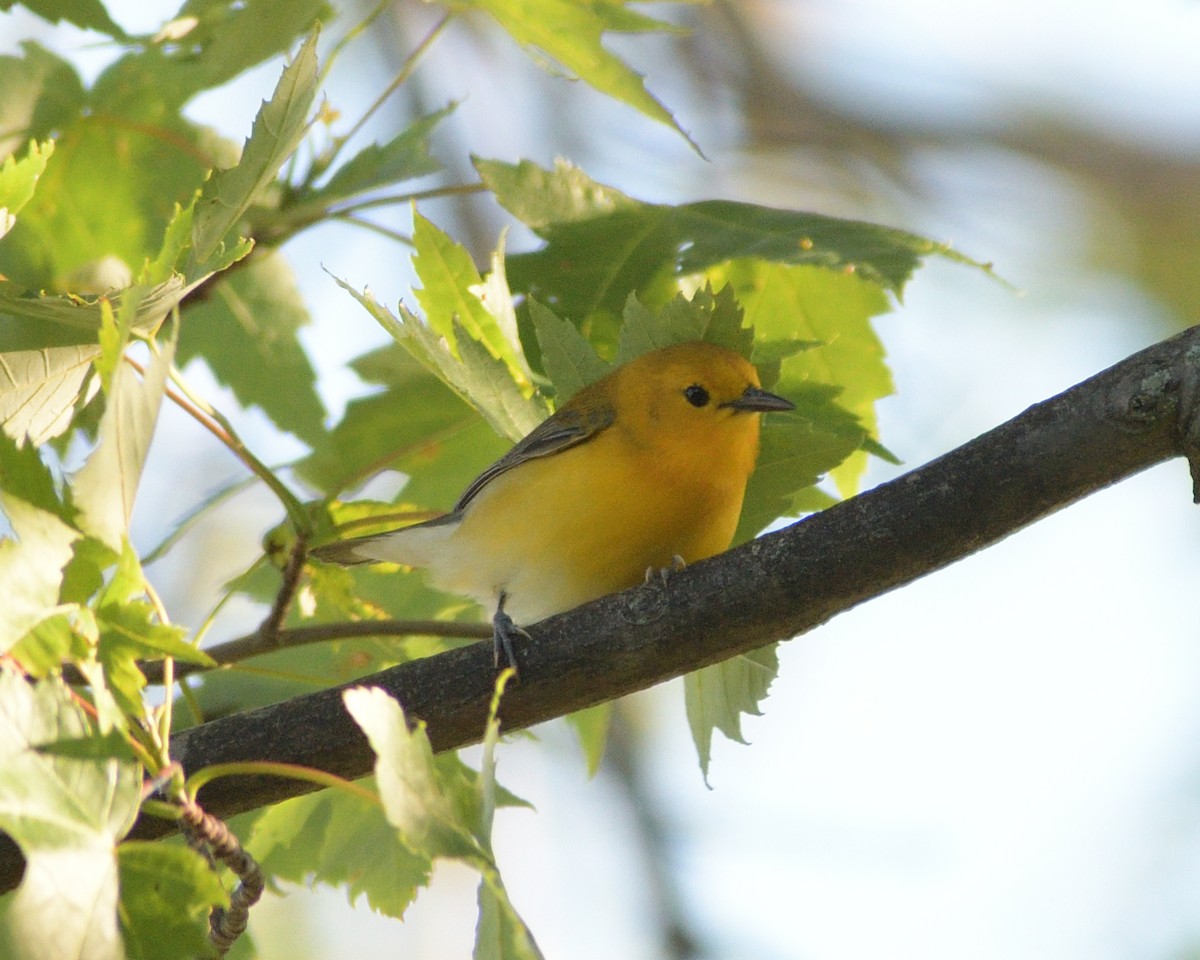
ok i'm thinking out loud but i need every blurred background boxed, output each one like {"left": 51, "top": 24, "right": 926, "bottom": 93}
{"left": 4, "top": 1, "right": 1200, "bottom": 957}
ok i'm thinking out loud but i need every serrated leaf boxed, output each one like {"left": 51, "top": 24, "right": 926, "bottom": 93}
{"left": 0, "top": 344, "right": 98, "bottom": 446}
{"left": 189, "top": 28, "right": 320, "bottom": 271}
{"left": 475, "top": 867, "right": 544, "bottom": 960}
{"left": 73, "top": 320, "right": 176, "bottom": 549}
{"left": 413, "top": 213, "right": 532, "bottom": 392}
{"left": 475, "top": 157, "right": 637, "bottom": 229}
{"left": 614, "top": 285, "right": 754, "bottom": 364}
{"left": 495, "top": 160, "right": 983, "bottom": 320}
{"left": 735, "top": 390, "right": 870, "bottom": 543}
{"left": 117, "top": 843, "right": 227, "bottom": 960}
{"left": 0, "top": 139, "right": 52, "bottom": 241}
{"left": 718, "top": 261, "right": 894, "bottom": 495}
{"left": 241, "top": 786, "right": 431, "bottom": 918}
{"left": 684, "top": 644, "right": 779, "bottom": 783}
{"left": 2, "top": 0, "right": 127, "bottom": 37}
{"left": 446, "top": 0, "right": 694, "bottom": 150}
{"left": 177, "top": 250, "right": 326, "bottom": 445}
{"left": 0, "top": 276, "right": 189, "bottom": 353}
{"left": 311, "top": 104, "right": 454, "bottom": 206}
{"left": 0, "top": 440, "right": 78, "bottom": 653}
{"left": 97, "top": 601, "right": 212, "bottom": 667}
{"left": 334, "top": 279, "right": 546, "bottom": 443}
{"left": 344, "top": 686, "right": 481, "bottom": 861}
{"left": 0, "top": 674, "right": 140, "bottom": 960}
{"left": 528, "top": 299, "right": 610, "bottom": 401}
{"left": 295, "top": 351, "right": 490, "bottom": 496}
{"left": 11, "top": 611, "right": 80, "bottom": 677}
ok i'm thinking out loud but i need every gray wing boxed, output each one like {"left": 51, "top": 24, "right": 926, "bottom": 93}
{"left": 453, "top": 402, "right": 615, "bottom": 512}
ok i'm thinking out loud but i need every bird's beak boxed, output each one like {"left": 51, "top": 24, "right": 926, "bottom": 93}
{"left": 722, "top": 386, "right": 795, "bottom": 413}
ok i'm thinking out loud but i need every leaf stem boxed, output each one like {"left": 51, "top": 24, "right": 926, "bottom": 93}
{"left": 156, "top": 360, "right": 311, "bottom": 534}
{"left": 333, "top": 12, "right": 453, "bottom": 166}
{"left": 185, "top": 760, "right": 381, "bottom": 805}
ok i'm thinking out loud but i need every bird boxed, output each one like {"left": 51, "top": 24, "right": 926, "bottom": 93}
{"left": 312, "top": 340, "right": 795, "bottom": 672}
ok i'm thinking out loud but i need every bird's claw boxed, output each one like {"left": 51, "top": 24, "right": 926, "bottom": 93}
{"left": 643, "top": 554, "right": 687, "bottom": 587}
{"left": 492, "top": 592, "right": 529, "bottom": 678}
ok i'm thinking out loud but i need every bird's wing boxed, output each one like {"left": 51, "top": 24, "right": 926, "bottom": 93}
{"left": 453, "top": 401, "right": 615, "bottom": 512}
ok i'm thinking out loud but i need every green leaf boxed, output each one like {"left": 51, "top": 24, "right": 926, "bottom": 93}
{"left": 295, "top": 345, "right": 498, "bottom": 497}
{"left": 310, "top": 104, "right": 454, "bottom": 206}
{"left": 0, "top": 438, "right": 78, "bottom": 654}
{"left": 177, "top": 250, "right": 326, "bottom": 445}
{"left": 474, "top": 867, "right": 544, "bottom": 960}
{"left": 343, "top": 686, "right": 481, "bottom": 861}
{"left": 0, "top": 674, "right": 140, "bottom": 960}
{"left": 564, "top": 703, "right": 611, "bottom": 778}
{"left": 445, "top": 0, "right": 695, "bottom": 150}
{"left": 241, "top": 786, "right": 431, "bottom": 918}
{"left": 73, "top": 317, "right": 177, "bottom": 550}
{"left": 684, "top": 644, "right": 779, "bottom": 783}
{"left": 334, "top": 279, "right": 546, "bottom": 443}
{"left": 89, "top": 543, "right": 212, "bottom": 716}
{"left": 0, "top": 277, "right": 189, "bottom": 350}
{"left": 0, "top": 420, "right": 65, "bottom": 512}
{"left": 412, "top": 213, "right": 532, "bottom": 392}
{"left": 1, "top": 0, "right": 127, "bottom": 37}
{"left": 10, "top": 611, "right": 85, "bottom": 678}
{"left": 719, "top": 261, "right": 895, "bottom": 495}
{"left": 734, "top": 388, "right": 871, "bottom": 543}
{"left": 528, "top": 299, "right": 610, "bottom": 401}
{"left": 614, "top": 285, "right": 754, "bottom": 365}
{"left": 90, "top": 0, "right": 329, "bottom": 112}
{"left": 0, "top": 139, "right": 52, "bottom": 241}
{"left": 0, "top": 344, "right": 98, "bottom": 446}
{"left": 117, "top": 843, "right": 228, "bottom": 960}
{"left": 0, "top": 42, "right": 84, "bottom": 157}
{"left": 189, "top": 28, "right": 321, "bottom": 271}
{"left": 491, "top": 159, "right": 982, "bottom": 319}
{"left": 475, "top": 156, "right": 637, "bottom": 229}
{"left": 97, "top": 600, "right": 212, "bottom": 667}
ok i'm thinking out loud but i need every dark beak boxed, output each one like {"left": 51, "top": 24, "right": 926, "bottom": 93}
{"left": 722, "top": 385, "right": 795, "bottom": 413}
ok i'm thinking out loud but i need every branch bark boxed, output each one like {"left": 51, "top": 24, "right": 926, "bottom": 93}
{"left": 3, "top": 324, "right": 1198, "bottom": 894}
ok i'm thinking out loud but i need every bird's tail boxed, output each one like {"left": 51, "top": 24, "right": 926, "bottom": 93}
{"left": 310, "top": 513, "right": 461, "bottom": 568}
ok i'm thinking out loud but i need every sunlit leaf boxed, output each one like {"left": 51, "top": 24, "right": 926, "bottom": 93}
{"left": 445, "top": 0, "right": 694, "bottom": 149}
{"left": 117, "top": 844, "right": 227, "bottom": 960}
{"left": 73, "top": 318, "right": 176, "bottom": 550}
{"left": 310, "top": 104, "right": 454, "bottom": 206}
{"left": 241, "top": 786, "right": 430, "bottom": 918}
{"left": 528, "top": 299, "right": 609, "bottom": 402}
{"left": 178, "top": 250, "right": 326, "bottom": 445}
{"left": 684, "top": 644, "right": 779, "bottom": 783}
{"left": 334, "top": 279, "right": 546, "bottom": 443}
{"left": 2, "top": 0, "right": 127, "bottom": 38}
{"left": 0, "top": 674, "right": 140, "bottom": 960}
{"left": 412, "top": 213, "right": 532, "bottom": 392}
{"left": 0, "top": 139, "right": 52, "bottom": 240}
{"left": 189, "top": 28, "right": 321, "bottom": 271}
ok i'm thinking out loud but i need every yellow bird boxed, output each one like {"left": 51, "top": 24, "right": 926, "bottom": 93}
{"left": 313, "top": 341, "right": 794, "bottom": 670}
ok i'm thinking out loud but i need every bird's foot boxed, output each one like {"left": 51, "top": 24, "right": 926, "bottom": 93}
{"left": 492, "top": 592, "right": 529, "bottom": 678}
{"left": 643, "top": 554, "right": 687, "bottom": 588}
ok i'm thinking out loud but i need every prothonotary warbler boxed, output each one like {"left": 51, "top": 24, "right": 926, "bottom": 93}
{"left": 313, "top": 341, "right": 795, "bottom": 672}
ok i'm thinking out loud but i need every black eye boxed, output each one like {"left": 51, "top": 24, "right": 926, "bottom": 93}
{"left": 683, "top": 384, "right": 710, "bottom": 408}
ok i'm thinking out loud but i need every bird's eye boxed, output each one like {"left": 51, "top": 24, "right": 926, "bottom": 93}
{"left": 683, "top": 384, "right": 710, "bottom": 408}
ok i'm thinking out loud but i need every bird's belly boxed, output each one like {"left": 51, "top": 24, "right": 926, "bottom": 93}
{"left": 431, "top": 444, "right": 745, "bottom": 623}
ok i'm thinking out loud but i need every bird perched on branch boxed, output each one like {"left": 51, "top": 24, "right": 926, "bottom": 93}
{"left": 312, "top": 340, "right": 794, "bottom": 672}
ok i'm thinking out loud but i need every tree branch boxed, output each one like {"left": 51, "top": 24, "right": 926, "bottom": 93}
{"left": 2, "top": 324, "right": 1197, "bottom": 894}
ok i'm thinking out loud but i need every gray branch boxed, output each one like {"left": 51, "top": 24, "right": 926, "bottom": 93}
{"left": 2, "top": 323, "right": 1197, "bottom": 894}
